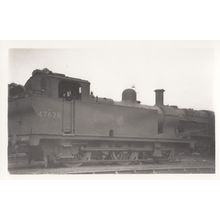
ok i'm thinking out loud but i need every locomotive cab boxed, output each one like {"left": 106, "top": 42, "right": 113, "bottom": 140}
{"left": 8, "top": 69, "right": 91, "bottom": 153}
{"left": 24, "top": 68, "right": 91, "bottom": 101}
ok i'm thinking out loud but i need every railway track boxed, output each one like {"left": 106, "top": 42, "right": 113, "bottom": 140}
{"left": 66, "top": 165, "right": 215, "bottom": 174}
{"left": 8, "top": 153, "right": 215, "bottom": 174}
{"left": 9, "top": 163, "right": 215, "bottom": 174}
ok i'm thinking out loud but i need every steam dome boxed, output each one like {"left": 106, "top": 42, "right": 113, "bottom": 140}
{"left": 122, "top": 89, "right": 137, "bottom": 102}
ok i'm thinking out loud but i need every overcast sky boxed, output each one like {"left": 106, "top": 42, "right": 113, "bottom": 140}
{"left": 9, "top": 43, "right": 215, "bottom": 110}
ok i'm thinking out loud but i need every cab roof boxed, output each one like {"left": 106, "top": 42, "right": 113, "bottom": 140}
{"left": 32, "top": 68, "right": 90, "bottom": 84}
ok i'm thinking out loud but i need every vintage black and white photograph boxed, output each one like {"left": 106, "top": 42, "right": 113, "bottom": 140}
{"left": 7, "top": 43, "right": 215, "bottom": 175}
{"left": 1, "top": 1, "right": 220, "bottom": 220}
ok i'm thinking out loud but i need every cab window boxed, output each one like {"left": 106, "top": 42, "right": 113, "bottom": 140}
{"left": 58, "top": 80, "right": 81, "bottom": 101}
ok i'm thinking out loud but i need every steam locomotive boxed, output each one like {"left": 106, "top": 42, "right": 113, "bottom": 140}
{"left": 8, "top": 68, "right": 215, "bottom": 167}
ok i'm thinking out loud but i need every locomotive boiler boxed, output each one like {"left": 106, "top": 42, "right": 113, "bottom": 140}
{"left": 8, "top": 68, "right": 215, "bottom": 167}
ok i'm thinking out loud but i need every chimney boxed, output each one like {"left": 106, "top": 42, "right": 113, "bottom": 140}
{"left": 154, "top": 89, "right": 165, "bottom": 106}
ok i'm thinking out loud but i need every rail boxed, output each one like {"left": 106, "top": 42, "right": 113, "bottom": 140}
{"left": 9, "top": 164, "right": 215, "bottom": 174}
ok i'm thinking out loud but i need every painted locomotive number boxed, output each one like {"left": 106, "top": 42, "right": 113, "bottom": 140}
{"left": 38, "top": 110, "right": 61, "bottom": 119}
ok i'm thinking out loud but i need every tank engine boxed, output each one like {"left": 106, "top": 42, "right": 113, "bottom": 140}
{"left": 8, "top": 68, "right": 215, "bottom": 167}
